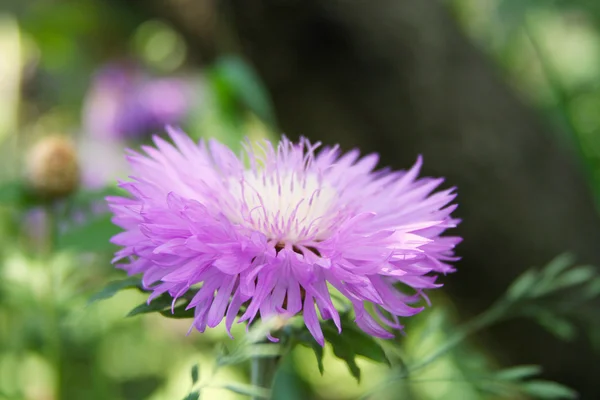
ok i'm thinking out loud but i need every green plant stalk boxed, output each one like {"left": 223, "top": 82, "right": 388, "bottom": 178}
{"left": 250, "top": 355, "right": 280, "bottom": 399}
{"left": 407, "top": 300, "right": 510, "bottom": 375}
{"left": 44, "top": 203, "right": 62, "bottom": 400}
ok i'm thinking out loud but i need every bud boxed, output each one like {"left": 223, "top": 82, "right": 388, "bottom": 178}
{"left": 25, "top": 135, "right": 80, "bottom": 200}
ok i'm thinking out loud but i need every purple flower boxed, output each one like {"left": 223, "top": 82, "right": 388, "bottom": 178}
{"left": 108, "top": 127, "right": 461, "bottom": 345}
{"left": 82, "top": 63, "right": 192, "bottom": 141}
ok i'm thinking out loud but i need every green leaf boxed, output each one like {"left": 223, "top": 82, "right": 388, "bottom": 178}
{"left": 506, "top": 269, "right": 538, "bottom": 300}
{"left": 549, "top": 266, "right": 596, "bottom": 292}
{"left": 127, "top": 294, "right": 174, "bottom": 317}
{"left": 322, "top": 324, "right": 361, "bottom": 381}
{"left": 338, "top": 324, "right": 389, "bottom": 365}
{"left": 582, "top": 277, "right": 600, "bottom": 300}
{"left": 535, "top": 312, "right": 577, "bottom": 342}
{"left": 160, "top": 303, "right": 195, "bottom": 319}
{"left": 191, "top": 364, "right": 199, "bottom": 385}
{"left": 0, "top": 181, "right": 26, "bottom": 206}
{"left": 307, "top": 339, "right": 325, "bottom": 375}
{"left": 213, "top": 56, "right": 277, "bottom": 127}
{"left": 542, "top": 254, "right": 574, "bottom": 281}
{"left": 494, "top": 365, "right": 542, "bottom": 381}
{"left": 519, "top": 380, "right": 578, "bottom": 399}
{"left": 87, "top": 277, "right": 142, "bottom": 305}
{"left": 0, "top": 181, "right": 41, "bottom": 208}
{"left": 181, "top": 391, "right": 200, "bottom": 400}
{"left": 296, "top": 317, "right": 390, "bottom": 382}
{"left": 221, "top": 383, "right": 270, "bottom": 399}
{"left": 70, "top": 186, "right": 124, "bottom": 206}
{"left": 57, "top": 214, "right": 121, "bottom": 252}
{"left": 215, "top": 343, "right": 281, "bottom": 368}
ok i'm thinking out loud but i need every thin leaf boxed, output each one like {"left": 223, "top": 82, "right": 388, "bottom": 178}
{"left": 582, "top": 277, "right": 600, "bottom": 300}
{"left": 519, "top": 380, "right": 578, "bottom": 399}
{"left": 127, "top": 295, "right": 173, "bottom": 317}
{"left": 181, "top": 391, "right": 200, "bottom": 400}
{"left": 87, "top": 277, "right": 142, "bottom": 305}
{"left": 191, "top": 364, "right": 200, "bottom": 385}
{"left": 323, "top": 326, "right": 362, "bottom": 381}
{"left": 160, "top": 303, "right": 195, "bottom": 319}
{"left": 506, "top": 269, "right": 538, "bottom": 300}
{"left": 548, "top": 266, "right": 596, "bottom": 292}
{"left": 494, "top": 365, "right": 542, "bottom": 381}
{"left": 338, "top": 324, "right": 389, "bottom": 365}
{"left": 542, "top": 254, "right": 574, "bottom": 281}
{"left": 213, "top": 56, "right": 277, "bottom": 127}
{"left": 221, "top": 383, "right": 270, "bottom": 399}
{"left": 295, "top": 331, "right": 325, "bottom": 375}
{"left": 309, "top": 340, "right": 325, "bottom": 375}
{"left": 535, "top": 312, "right": 577, "bottom": 342}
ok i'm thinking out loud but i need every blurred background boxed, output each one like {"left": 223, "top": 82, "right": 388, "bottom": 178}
{"left": 1, "top": 0, "right": 600, "bottom": 399}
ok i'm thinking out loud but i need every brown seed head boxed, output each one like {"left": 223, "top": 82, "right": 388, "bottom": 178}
{"left": 25, "top": 135, "right": 80, "bottom": 200}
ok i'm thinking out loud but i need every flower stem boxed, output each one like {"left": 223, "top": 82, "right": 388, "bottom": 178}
{"left": 250, "top": 355, "right": 280, "bottom": 399}
{"left": 407, "top": 302, "right": 508, "bottom": 375}
{"left": 44, "top": 203, "right": 62, "bottom": 400}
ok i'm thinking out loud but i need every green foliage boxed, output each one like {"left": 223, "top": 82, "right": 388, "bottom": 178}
{"left": 493, "top": 365, "right": 543, "bottom": 381}
{"left": 127, "top": 294, "right": 177, "bottom": 318}
{"left": 211, "top": 56, "right": 277, "bottom": 128}
{"left": 294, "top": 314, "right": 390, "bottom": 381}
{"left": 220, "top": 383, "right": 271, "bottom": 398}
{"left": 181, "top": 391, "right": 200, "bottom": 400}
{"left": 519, "top": 380, "right": 578, "bottom": 399}
{"left": 57, "top": 214, "right": 120, "bottom": 253}
{"left": 87, "top": 276, "right": 142, "bottom": 305}
{"left": 296, "top": 332, "right": 325, "bottom": 375}
{"left": 191, "top": 364, "right": 200, "bottom": 385}
{"left": 322, "top": 320, "right": 390, "bottom": 381}
{"left": 501, "top": 254, "right": 600, "bottom": 342}
{"left": 0, "top": 181, "right": 28, "bottom": 206}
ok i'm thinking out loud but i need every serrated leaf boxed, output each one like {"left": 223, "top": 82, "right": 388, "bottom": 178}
{"left": 221, "top": 383, "right": 270, "bottom": 398}
{"left": 323, "top": 326, "right": 362, "bottom": 381}
{"left": 295, "top": 331, "right": 325, "bottom": 374}
{"left": 519, "top": 380, "right": 577, "bottom": 399}
{"left": 57, "top": 214, "right": 121, "bottom": 252}
{"left": 87, "top": 277, "right": 142, "bottom": 305}
{"left": 191, "top": 364, "right": 199, "bottom": 384}
{"left": 338, "top": 324, "right": 389, "bottom": 365}
{"left": 127, "top": 294, "right": 173, "bottom": 317}
{"left": 494, "top": 365, "right": 542, "bottom": 381}
{"left": 309, "top": 340, "right": 325, "bottom": 375}
{"left": 182, "top": 391, "right": 200, "bottom": 400}
{"left": 160, "top": 303, "right": 195, "bottom": 319}
{"left": 507, "top": 269, "right": 538, "bottom": 300}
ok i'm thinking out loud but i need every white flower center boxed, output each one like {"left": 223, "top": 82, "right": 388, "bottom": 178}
{"left": 228, "top": 171, "right": 337, "bottom": 243}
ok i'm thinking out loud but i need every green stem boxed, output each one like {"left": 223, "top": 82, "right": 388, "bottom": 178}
{"left": 250, "top": 355, "right": 280, "bottom": 399}
{"left": 407, "top": 302, "right": 508, "bottom": 375}
{"left": 360, "top": 301, "right": 511, "bottom": 400}
{"left": 44, "top": 203, "right": 61, "bottom": 400}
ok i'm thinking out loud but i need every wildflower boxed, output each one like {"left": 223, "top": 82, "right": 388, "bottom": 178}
{"left": 108, "top": 127, "right": 460, "bottom": 344}
{"left": 82, "top": 62, "right": 192, "bottom": 141}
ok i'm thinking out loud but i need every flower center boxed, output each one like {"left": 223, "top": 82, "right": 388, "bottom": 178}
{"left": 228, "top": 171, "right": 337, "bottom": 243}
